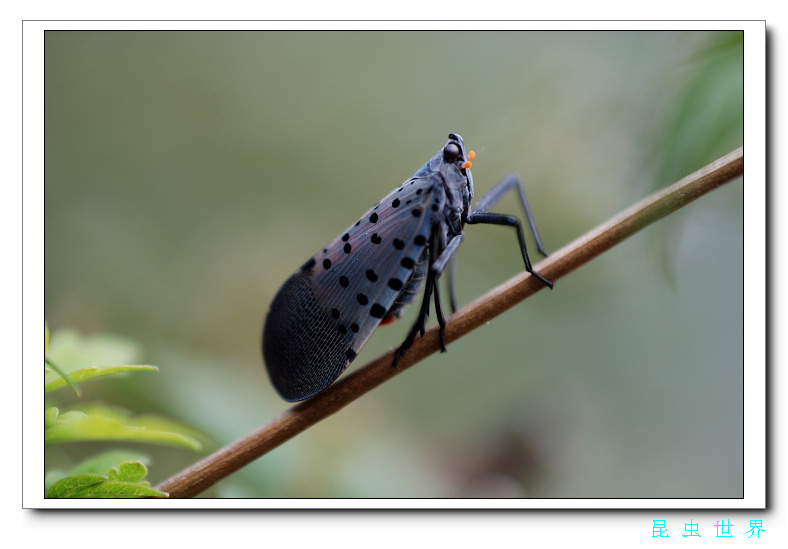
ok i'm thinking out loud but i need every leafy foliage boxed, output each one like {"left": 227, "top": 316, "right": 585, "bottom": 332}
{"left": 45, "top": 364, "right": 158, "bottom": 393}
{"left": 45, "top": 324, "right": 203, "bottom": 498}
{"left": 651, "top": 31, "right": 744, "bottom": 187}
{"left": 45, "top": 404, "right": 202, "bottom": 449}
{"left": 46, "top": 461, "right": 167, "bottom": 498}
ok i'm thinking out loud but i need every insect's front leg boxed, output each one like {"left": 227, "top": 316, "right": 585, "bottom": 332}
{"left": 430, "top": 228, "right": 468, "bottom": 351}
{"left": 431, "top": 232, "right": 462, "bottom": 276}
{"left": 447, "top": 257, "right": 458, "bottom": 313}
{"left": 430, "top": 230, "right": 450, "bottom": 353}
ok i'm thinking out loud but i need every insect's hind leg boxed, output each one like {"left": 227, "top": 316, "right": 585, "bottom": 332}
{"left": 467, "top": 173, "right": 554, "bottom": 289}
{"left": 471, "top": 173, "right": 550, "bottom": 256}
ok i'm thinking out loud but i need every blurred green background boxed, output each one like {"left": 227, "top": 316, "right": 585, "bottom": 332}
{"left": 44, "top": 30, "right": 743, "bottom": 498}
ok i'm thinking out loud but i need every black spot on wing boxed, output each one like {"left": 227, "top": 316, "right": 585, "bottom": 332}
{"left": 301, "top": 257, "right": 316, "bottom": 271}
{"left": 370, "top": 303, "right": 386, "bottom": 318}
{"left": 388, "top": 278, "right": 403, "bottom": 290}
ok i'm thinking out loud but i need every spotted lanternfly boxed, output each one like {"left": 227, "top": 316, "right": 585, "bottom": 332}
{"left": 263, "top": 133, "right": 554, "bottom": 401}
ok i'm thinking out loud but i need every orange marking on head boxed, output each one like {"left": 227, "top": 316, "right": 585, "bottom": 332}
{"left": 463, "top": 150, "right": 475, "bottom": 169}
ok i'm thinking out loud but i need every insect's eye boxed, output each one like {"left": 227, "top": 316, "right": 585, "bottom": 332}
{"left": 443, "top": 143, "right": 461, "bottom": 163}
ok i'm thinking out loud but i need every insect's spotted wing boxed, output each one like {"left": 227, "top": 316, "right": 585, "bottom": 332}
{"left": 313, "top": 177, "right": 442, "bottom": 350}
{"left": 263, "top": 175, "right": 441, "bottom": 401}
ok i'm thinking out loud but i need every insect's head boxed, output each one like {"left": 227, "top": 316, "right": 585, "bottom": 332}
{"left": 438, "top": 133, "right": 475, "bottom": 203}
{"left": 443, "top": 133, "right": 475, "bottom": 171}
{"left": 412, "top": 133, "right": 475, "bottom": 200}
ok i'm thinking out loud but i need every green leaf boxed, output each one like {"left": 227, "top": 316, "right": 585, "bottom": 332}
{"left": 45, "top": 404, "right": 203, "bottom": 451}
{"left": 107, "top": 461, "right": 147, "bottom": 483}
{"left": 45, "top": 450, "right": 152, "bottom": 492}
{"left": 45, "top": 327, "right": 149, "bottom": 396}
{"left": 46, "top": 462, "right": 168, "bottom": 498}
{"left": 44, "top": 358, "right": 82, "bottom": 396}
{"left": 45, "top": 364, "right": 158, "bottom": 393}
{"left": 45, "top": 330, "right": 143, "bottom": 377}
{"left": 47, "top": 474, "right": 107, "bottom": 498}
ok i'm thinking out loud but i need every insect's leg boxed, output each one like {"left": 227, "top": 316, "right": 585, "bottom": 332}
{"left": 447, "top": 256, "right": 458, "bottom": 314}
{"left": 431, "top": 233, "right": 462, "bottom": 276}
{"left": 430, "top": 231, "right": 448, "bottom": 353}
{"left": 466, "top": 212, "right": 554, "bottom": 288}
{"left": 433, "top": 281, "right": 448, "bottom": 352}
{"left": 470, "top": 173, "right": 549, "bottom": 256}
{"left": 393, "top": 224, "right": 457, "bottom": 366}
{"left": 430, "top": 229, "right": 461, "bottom": 314}
{"left": 467, "top": 173, "right": 554, "bottom": 288}
{"left": 393, "top": 248, "right": 437, "bottom": 369}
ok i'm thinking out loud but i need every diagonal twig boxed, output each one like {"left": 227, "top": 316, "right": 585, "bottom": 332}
{"left": 157, "top": 147, "right": 743, "bottom": 498}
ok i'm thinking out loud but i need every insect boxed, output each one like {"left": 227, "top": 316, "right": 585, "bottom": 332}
{"left": 263, "top": 133, "right": 554, "bottom": 401}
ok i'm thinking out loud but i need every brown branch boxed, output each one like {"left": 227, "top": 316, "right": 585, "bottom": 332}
{"left": 157, "top": 147, "right": 743, "bottom": 498}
